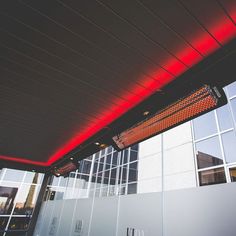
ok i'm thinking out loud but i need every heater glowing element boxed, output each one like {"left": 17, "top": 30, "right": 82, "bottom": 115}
{"left": 112, "top": 85, "right": 223, "bottom": 150}
{"left": 52, "top": 162, "right": 77, "bottom": 176}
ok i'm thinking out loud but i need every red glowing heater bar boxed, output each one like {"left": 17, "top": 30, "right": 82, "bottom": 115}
{"left": 52, "top": 161, "right": 78, "bottom": 177}
{"left": 113, "top": 85, "right": 225, "bottom": 149}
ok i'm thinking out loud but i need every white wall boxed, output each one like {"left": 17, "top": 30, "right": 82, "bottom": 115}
{"left": 138, "top": 122, "right": 197, "bottom": 193}
{"left": 34, "top": 183, "right": 236, "bottom": 236}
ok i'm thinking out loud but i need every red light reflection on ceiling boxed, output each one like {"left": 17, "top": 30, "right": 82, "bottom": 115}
{"left": 2, "top": 12, "right": 236, "bottom": 166}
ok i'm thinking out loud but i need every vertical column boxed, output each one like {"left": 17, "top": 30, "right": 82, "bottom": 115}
{"left": 27, "top": 173, "right": 51, "bottom": 236}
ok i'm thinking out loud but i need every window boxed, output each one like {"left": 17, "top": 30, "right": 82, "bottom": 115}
{"left": 195, "top": 136, "right": 223, "bottom": 169}
{"left": 229, "top": 167, "right": 236, "bottom": 182}
{"left": 226, "top": 81, "right": 236, "bottom": 98}
{"left": 198, "top": 168, "right": 226, "bottom": 186}
{"left": 216, "top": 105, "right": 233, "bottom": 131}
{"left": 3, "top": 170, "right": 25, "bottom": 182}
{"left": 193, "top": 111, "right": 217, "bottom": 140}
{"left": 221, "top": 131, "right": 236, "bottom": 163}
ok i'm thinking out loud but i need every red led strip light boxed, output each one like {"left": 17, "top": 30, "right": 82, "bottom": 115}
{"left": 113, "top": 86, "right": 219, "bottom": 149}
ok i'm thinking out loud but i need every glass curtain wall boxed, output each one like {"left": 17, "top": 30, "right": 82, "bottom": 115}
{"left": 0, "top": 169, "right": 43, "bottom": 236}
{"left": 192, "top": 81, "right": 236, "bottom": 186}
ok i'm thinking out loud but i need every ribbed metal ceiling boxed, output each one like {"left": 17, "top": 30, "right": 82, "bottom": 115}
{"left": 0, "top": 0, "right": 235, "bottom": 167}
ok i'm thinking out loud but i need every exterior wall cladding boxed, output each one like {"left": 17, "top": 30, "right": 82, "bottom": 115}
{"left": 1, "top": 81, "right": 236, "bottom": 235}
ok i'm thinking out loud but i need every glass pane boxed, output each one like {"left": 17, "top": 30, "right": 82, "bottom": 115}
{"left": 24, "top": 172, "right": 43, "bottom": 184}
{"left": 101, "top": 187, "right": 108, "bottom": 197}
{"left": 8, "top": 217, "right": 30, "bottom": 230}
{"left": 58, "top": 177, "right": 68, "bottom": 187}
{"left": 229, "top": 167, "right": 236, "bottom": 182}
{"left": 13, "top": 184, "right": 39, "bottom": 215}
{"left": 230, "top": 98, "right": 236, "bottom": 121}
{"left": 107, "top": 146, "right": 113, "bottom": 154}
{"left": 44, "top": 187, "right": 65, "bottom": 201}
{"left": 112, "top": 152, "right": 119, "bottom": 167}
{"left": 195, "top": 136, "right": 223, "bottom": 169}
{"left": 127, "top": 183, "right": 137, "bottom": 194}
{"left": 81, "top": 161, "right": 91, "bottom": 175}
{"left": 0, "top": 187, "right": 18, "bottom": 215}
{"left": 106, "top": 154, "right": 112, "bottom": 165}
{"left": 3, "top": 170, "right": 25, "bottom": 182}
{"left": 122, "top": 166, "right": 128, "bottom": 184}
{"left": 5, "top": 232, "right": 27, "bottom": 236}
{"left": 216, "top": 105, "right": 233, "bottom": 131}
{"left": 0, "top": 217, "right": 9, "bottom": 231}
{"left": 48, "top": 176, "right": 59, "bottom": 186}
{"left": 123, "top": 150, "right": 129, "bottom": 164}
{"left": 193, "top": 111, "right": 217, "bottom": 140}
{"left": 93, "top": 162, "right": 98, "bottom": 174}
{"left": 198, "top": 168, "right": 226, "bottom": 186}
{"left": 227, "top": 81, "right": 236, "bottom": 98}
{"left": 130, "top": 151, "right": 138, "bottom": 162}
{"left": 131, "top": 144, "right": 139, "bottom": 151}
{"left": 119, "top": 185, "right": 126, "bottom": 195}
{"left": 222, "top": 131, "right": 236, "bottom": 163}
{"left": 128, "top": 162, "right": 138, "bottom": 182}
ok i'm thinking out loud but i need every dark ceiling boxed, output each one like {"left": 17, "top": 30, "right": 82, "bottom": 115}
{"left": 0, "top": 0, "right": 235, "bottom": 169}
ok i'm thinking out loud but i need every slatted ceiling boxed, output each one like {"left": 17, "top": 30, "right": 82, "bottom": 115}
{"left": 0, "top": 0, "right": 235, "bottom": 167}
{"left": 139, "top": 0, "right": 221, "bottom": 55}
{"left": 0, "top": 6, "right": 155, "bottom": 98}
{"left": 218, "top": 0, "right": 236, "bottom": 24}
{"left": 179, "top": 0, "right": 236, "bottom": 45}
{"left": 98, "top": 0, "right": 203, "bottom": 67}
{"left": 62, "top": 0, "right": 187, "bottom": 77}
{"left": 93, "top": 1, "right": 187, "bottom": 76}
{"left": 21, "top": 0, "right": 183, "bottom": 79}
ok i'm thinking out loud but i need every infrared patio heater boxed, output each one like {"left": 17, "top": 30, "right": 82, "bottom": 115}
{"left": 111, "top": 85, "right": 226, "bottom": 150}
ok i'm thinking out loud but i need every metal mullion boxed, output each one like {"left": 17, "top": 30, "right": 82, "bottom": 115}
{"left": 86, "top": 154, "right": 96, "bottom": 197}
{"left": 226, "top": 90, "right": 236, "bottom": 131}
{"left": 115, "top": 152, "right": 122, "bottom": 196}
{"left": 194, "top": 132, "right": 219, "bottom": 143}
{"left": 190, "top": 121, "right": 200, "bottom": 187}
{"left": 197, "top": 164, "right": 225, "bottom": 172}
{"left": 125, "top": 148, "right": 131, "bottom": 195}
{"left": 214, "top": 109, "right": 231, "bottom": 182}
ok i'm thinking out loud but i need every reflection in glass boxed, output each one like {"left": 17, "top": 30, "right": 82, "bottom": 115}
{"left": 199, "top": 168, "right": 226, "bottom": 186}
{"left": 127, "top": 183, "right": 137, "bottom": 194}
{"left": 195, "top": 136, "right": 223, "bottom": 168}
{"left": 216, "top": 105, "right": 233, "bottom": 131}
{"left": 112, "top": 152, "right": 119, "bottom": 167}
{"left": 222, "top": 131, "right": 236, "bottom": 163}
{"left": 122, "top": 166, "right": 127, "bottom": 184}
{"left": 8, "top": 217, "right": 30, "bottom": 230}
{"left": 0, "top": 187, "right": 18, "bottom": 215}
{"left": 14, "top": 182, "right": 39, "bottom": 215}
{"left": 193, "top": 111, "right": 217, "bottom": 140}
{"left": 0, "top": 217, "right": 9, "bottom": 231}
{"left": 24, "top": 172, "right": 43, "bottom": 184}
{"left": 229, "top": 167, "right": 236, "bottom": 182}
{"left": 44, "top": 187, "right": 65, "bottom": 201}
{"left": 128, "top": 162, "right": 138, "bottom": 182}
{"left": 130, "top": 151, "right": 138, "bottom": 162}
{"left": 48, "top": 176, "right": 59, "bottom": 186}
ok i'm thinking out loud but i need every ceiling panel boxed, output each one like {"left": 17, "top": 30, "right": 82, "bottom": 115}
{"left": 0, "top": 0, "right": 235, "bottom": 169}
